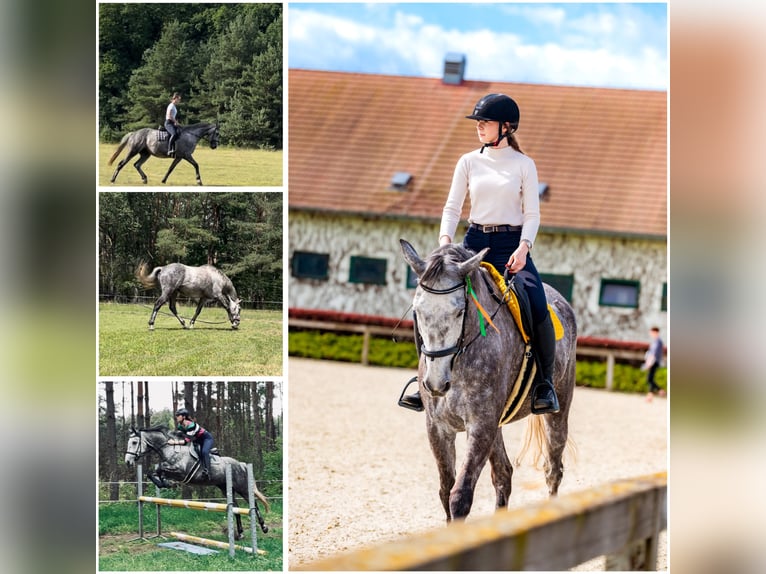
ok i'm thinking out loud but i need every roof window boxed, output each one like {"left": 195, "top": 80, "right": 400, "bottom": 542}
{"left": 390, "top": 171, "right": 413, "bottom": 191}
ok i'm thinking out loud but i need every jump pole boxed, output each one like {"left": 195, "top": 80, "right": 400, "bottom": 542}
{"left": 134, "top": 462, "right": 262, "bottom": 557}
{"left": 170, "top": 531, "right": 266, "bottom": 555}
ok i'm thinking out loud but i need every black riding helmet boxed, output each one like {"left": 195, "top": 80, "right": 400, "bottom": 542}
{"left": 175, "top": 407, "right": 189, "bottom": 417}
{"left": 466, "top": 93, "right": 520, "bottom": 152}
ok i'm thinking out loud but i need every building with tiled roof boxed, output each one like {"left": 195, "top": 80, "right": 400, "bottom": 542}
{"left": 288, "top": 66, "right": 667, "bottom": 343}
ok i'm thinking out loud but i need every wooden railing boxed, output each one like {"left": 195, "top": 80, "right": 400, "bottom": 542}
{"left": 288, "top": 308, "right": 665, "bottom": 389}
{"left": 297, "top": 472, "right": 667, "bottom": 571}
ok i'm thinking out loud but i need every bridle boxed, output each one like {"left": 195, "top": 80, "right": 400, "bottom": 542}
{"left": 125, "top": 432, "right": 146, "bottom": 460}
{"left": 417, "top": 270, "right": 507, "bottom": 370}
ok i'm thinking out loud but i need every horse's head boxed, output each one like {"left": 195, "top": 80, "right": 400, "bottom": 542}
{"left": 228, "top": 295, "right": 241, "bottom": 329}
{"left": 400, "top": 239, "right": 488, "bottom": 397}
{"left": 124, "top": 427, "right": 143, "bottom": 467}
{"left": 209, "top": 124, "right": 219, "bottom": 149}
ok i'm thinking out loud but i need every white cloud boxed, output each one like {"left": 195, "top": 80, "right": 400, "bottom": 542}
{"left": 288, "top": 6, "right": 667, "bottom": 90}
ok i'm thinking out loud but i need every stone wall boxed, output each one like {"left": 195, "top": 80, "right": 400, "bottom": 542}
{"left": 288, "top": 211, "right": 667, "bottom": 342}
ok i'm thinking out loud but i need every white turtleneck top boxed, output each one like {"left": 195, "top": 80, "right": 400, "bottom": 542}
{"left": 439, "top": 144, "right": 541, "bottom": 247}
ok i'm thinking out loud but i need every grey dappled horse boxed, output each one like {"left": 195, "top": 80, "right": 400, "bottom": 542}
{"left": 400, "top": 239, "right": 577, "bottom": 522}
{"left": 136, "top": 262, "right": 241, "bottom": 330}
{"left": 125, "top": 426, "right": 270, "bottom": 537}
{"left": 108, "top": 122, "right": 219, "bottom": 185}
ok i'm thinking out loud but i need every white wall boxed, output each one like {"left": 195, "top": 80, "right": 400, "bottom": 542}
{"left": 288, "top": 211, "right": 667, "bottom": 342}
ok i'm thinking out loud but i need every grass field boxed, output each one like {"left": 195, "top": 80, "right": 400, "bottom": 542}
{"left": 98, "top": 498, "right": 283, "bottom": 571}
{"left": 99, "top": 142, "right": 283, "bottom": 187}
{"left": 99, "top": 303, "right": 283, "bottom": 376}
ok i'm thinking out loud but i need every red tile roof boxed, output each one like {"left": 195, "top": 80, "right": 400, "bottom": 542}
{"left": 289, "top": 69, "right": 667, "bottom": 238}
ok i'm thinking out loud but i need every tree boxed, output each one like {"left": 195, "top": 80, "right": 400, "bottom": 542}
{"left": 104, "top": 382, "right": 119, "bottom": 500}
{"left": 123, "top": 20, "right": 199, "bottom": 130}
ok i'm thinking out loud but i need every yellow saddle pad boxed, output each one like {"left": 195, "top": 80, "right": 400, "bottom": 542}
{"left": 479, "top": 262, "right": 564, "bottom": 343}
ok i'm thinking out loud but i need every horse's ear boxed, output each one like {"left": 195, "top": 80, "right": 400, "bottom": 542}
{"left": 400, "top": 239, "right": 426, "bottom": 277}
{"left": 457, "top": 247, "right": 488, "bottom": 276}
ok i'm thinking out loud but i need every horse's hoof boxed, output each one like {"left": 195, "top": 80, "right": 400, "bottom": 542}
{"left": 261, "top": 525, "right": 269, "bottom": 533}
{"left": 148, "top": 325, "right": 154, "bottom": 331}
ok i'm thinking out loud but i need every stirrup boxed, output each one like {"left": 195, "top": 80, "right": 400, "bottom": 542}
{"left": 398, "top": 376, "right": 424, "bottom": 411}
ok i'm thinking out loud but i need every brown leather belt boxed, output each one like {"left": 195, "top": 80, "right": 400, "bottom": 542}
{"left": 469, "top": 223, "right": 522, "bottom": 233}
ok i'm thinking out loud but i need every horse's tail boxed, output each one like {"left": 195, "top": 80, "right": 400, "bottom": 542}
{"left": 514, "top": 414, "right": 578, "bottom": 470}
{"left": 253, "top": 483, "right": 271, "bottom": 514}
{"left": 135, "top": 261, "right": 161, "bottom": 289}
{"left": 107, "top": 132, "right": 131, "bottom": 166}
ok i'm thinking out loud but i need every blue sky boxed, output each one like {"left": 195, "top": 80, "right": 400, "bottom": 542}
{"left": 288, "top": 3, "right": 668, "bottom": 90}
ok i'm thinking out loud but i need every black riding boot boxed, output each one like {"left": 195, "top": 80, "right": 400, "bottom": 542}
{"left": 531, "top": 313, "right": 560, "bottom": 414}
{"left": 398, "top": 312, "right": 424, "bottom": 411}
{"left": 167, "top": 136, "right": 176, "bottom": 156}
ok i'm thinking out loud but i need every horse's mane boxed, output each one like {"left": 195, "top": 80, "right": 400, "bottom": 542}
{"left": 139, "top": 424, "right": 171, "bottom": 436}
{"left": 421, "top": 244, "right": 475, "bottom": 285}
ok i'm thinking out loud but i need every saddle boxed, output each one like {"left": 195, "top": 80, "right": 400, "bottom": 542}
{"left": 478, "top": 263, "right": 564, "bottom": 425}
{"left": 156, "top": 126, "right": 170, "bottom": 141}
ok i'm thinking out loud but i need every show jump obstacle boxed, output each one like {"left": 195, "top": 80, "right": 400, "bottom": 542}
{"left": 134, "top": 463, "right": 266, "bottom": 558}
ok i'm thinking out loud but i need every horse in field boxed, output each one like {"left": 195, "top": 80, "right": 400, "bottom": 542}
{"left": 400, "top": 239, "right": 577, "bottom": 522}
{"left": 108, "top": 122, "right": 219, "bottom": 185}
{"left": 136, "top": 262, "right": 241, "bottom": 330}
{"left": 125, "top": 426, "right": 270, "bottom": 538}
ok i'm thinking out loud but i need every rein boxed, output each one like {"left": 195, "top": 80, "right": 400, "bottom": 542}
{"left": 140, "top": 303, "right": 232, "bottom": 325}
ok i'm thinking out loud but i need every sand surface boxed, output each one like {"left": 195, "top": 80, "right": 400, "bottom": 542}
{"left": 287, "top": 358, "right": 668, "bottom": 570}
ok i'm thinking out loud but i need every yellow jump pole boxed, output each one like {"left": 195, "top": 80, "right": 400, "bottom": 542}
{"left": 170, "top": 532, "right": 267, "bottom": 556}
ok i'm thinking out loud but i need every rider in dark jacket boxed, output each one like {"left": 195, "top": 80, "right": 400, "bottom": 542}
{"left": 172, "top": 407, "right": 214, "bottom": 478}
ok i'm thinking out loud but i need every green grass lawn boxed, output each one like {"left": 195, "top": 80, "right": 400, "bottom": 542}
{"left": 99, "top": 303, "right": 283, "bottom": 376}
{"left": 98, "top": 499, "right": 283, "bottom": 571}
{"left": 99, "top": 142, "right": 283, "bottom": 187}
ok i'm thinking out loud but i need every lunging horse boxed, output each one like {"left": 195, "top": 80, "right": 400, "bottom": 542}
{"left": 136, "top": 262, "right": 241, "bottom": 330}
{"left": 125, "top": 426, "right": 270, "bottom": 538}
{"left": 400, "top": 239, "right": 577, "bottom": 522}
{"left": 108, "top": 122, "right": 219, "bottom": 185}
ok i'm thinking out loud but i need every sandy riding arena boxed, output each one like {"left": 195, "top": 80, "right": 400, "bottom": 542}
{"left": 288, "top": 358, "right": 668, "bottom": 570}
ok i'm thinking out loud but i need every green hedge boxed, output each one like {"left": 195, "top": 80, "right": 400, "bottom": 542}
{"left": 288, "top": 330, "right": 666, "bottom": 395}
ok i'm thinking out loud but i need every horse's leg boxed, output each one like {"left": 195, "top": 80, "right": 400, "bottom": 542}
{"left": 189, "top": 299, "right": 206, "bottom": 328}
{"left": 488, "top": 429, "right": 514, "bottom": 510}
{"left": 543, "top": 361, "right": 575, "bottom": 496}
{"left": 426, "top": 420, "right": 457, "bottom": 522}
{"left": 167, "top": 293, "right": 187, "bottom": 329}
{"left": 161, "top": 158, "right": 182, "bottom": 184}
{"left": 148, "top": 294, "right": 169, "bottom": 330}
{"left": 234, "top": 486, "right": 269, "bottom": 535}
{"left": 215, "top": 295, "right": 234, "bottom": 326}
{"left": 110, "top": 151, "right": 138, "bottom": 183}
{"left": 133, "top": 151, "right": 152, "bottom": 184}
{"left": 543, "top": 410, "right": 570, "bottom": 497}
{"left": 450, "top": 424, "right": 496, "bottom": 519}
{"left": 185, "top": 155, "right": 203, "bottom": 186}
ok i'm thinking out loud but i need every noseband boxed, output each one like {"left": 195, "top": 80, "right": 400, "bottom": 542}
{"left": 417, "top": 279, "right": 469, "bottom": 369}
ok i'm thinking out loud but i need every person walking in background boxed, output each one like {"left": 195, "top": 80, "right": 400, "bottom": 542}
{"left": 170, "top": 407, "right": 214, "bottom": 478}
{"left": 165, "top": 92, "right": 182, "bottom": 155}
{"left": 400, "top": 93, "right": 560, "bottom": 415}
{"left": 642, "top": 326, "right": 666, "bottom": 401}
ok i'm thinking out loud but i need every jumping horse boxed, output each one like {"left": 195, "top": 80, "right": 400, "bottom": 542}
{"left": 125, "top": 426, "right": 270, "bottom": 538}
{"left": 400, "top": 239, "right": 577, "bottom": 521}
{"left": 108, "top": 122, "right": 219, "bottom": 185}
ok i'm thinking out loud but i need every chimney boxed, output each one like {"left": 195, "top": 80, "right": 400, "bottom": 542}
{"left": 442, "top": 53, "right": 466, "bottom": 85}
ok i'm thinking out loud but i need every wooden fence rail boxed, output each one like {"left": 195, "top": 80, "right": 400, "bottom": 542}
{"left": 288, "top": 310, "right": 665, "bottom": 389}
{"left": 297, "top": 472, "right": 667, "bottom": 571}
